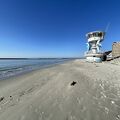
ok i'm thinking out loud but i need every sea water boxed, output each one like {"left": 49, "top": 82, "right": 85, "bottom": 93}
{"left": 0, "top": 58, "right": 70, "bottom": 80}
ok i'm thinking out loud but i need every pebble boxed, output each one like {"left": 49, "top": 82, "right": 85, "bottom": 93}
{"left": 111, "top": 100, "right": 115, "bottom": 104}
{"left": 116, "top": 115, "right": 120, "bottom": 120}
{"left": 104, "top": 107, "right": 109, "bottom": 114}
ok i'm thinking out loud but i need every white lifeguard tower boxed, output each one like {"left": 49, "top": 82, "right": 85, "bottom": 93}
{"left": 85, "top": 31, "right": 106, "bottom": 62}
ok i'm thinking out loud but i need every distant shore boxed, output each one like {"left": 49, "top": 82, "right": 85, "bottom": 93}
{"left": 0, "top": 58, "right": 81, "bottom": 60}
{"left": 0, "top": 59, "right": 120, "bottom": 120}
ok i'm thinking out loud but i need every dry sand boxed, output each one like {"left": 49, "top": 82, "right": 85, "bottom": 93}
{"left": 0, "top": 59, "right": 120, "bottom": 120}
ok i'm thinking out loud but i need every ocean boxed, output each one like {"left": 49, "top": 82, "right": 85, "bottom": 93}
{"left": 0, "top": 58, "right": 71, "bottom": 80}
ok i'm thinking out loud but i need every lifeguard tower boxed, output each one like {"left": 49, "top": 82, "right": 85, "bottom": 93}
{"left": 85, "top": 31, "right": 106, "bottom": 62}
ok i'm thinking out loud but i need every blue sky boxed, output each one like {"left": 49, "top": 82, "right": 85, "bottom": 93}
{"left": 0, "top": 0, "right": 120, "bottom": 58}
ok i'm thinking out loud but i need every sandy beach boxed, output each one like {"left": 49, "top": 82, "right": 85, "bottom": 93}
{"left": 0, "top": 59, "right": 120, "bottom": 120}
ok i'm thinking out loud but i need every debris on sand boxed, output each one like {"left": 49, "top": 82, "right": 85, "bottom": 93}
{"left": 70, "top": 81, "right": 77, "bottom": 86}
{"left": 0, "top": 97, "right": 4, "bottom": 102}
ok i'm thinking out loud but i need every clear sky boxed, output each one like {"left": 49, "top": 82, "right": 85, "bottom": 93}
{"left": 0, "top": 0, "right": 120, "bottom": 58}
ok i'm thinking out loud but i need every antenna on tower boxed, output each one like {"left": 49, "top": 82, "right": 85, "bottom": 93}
{"left": 105, "top": 22, "right": 111, "bottom": 33}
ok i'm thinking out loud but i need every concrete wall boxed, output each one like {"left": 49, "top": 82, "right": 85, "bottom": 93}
{"left": 112, "top": 42, "right": 120, "bottom": 58}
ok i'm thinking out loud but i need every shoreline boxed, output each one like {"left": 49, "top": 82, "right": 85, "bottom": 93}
{"left": 0, "top": 59, "right": 120, "bottom": 120}
{"left": 0, "top": 59, "right": 73, "bottom": 81}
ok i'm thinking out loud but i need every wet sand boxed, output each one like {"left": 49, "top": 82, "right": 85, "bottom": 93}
{"left": 0, "top": 59, "right": 120, "bottom": 120}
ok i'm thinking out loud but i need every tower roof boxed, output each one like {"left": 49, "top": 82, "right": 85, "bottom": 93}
{"left": 86, "top": 31, "right": 105, "bottom": 37}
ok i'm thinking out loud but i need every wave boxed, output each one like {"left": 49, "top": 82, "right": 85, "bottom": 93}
{"left": 0, "top": 58, "right": 72, "bottom": 80}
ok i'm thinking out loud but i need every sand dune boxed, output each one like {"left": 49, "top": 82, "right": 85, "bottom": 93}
{"left": 0, "top": 59, "right": 120, "bottom": 120}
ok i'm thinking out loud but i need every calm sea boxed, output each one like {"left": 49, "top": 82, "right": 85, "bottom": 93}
{"left": 0, "top": 58, "right": 71, "bottom": 80}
